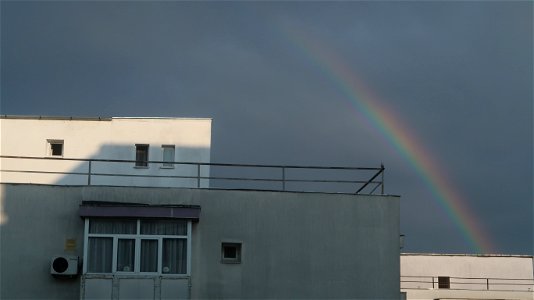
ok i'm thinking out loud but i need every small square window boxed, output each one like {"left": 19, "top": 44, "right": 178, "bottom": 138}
{"left": 221, "top": 242, "right": 241, "bottom": 264}
{"left": 162, "top": 145, "right": 175, "bottom": 168}
{"left": 135, "top": 144, "right": 149, "bottom": 167}
{"left": 438, "top": 276, "right": 450, "bottom": 289}
{"left": 47, "top": 140, "right": 64, "bottom": 156}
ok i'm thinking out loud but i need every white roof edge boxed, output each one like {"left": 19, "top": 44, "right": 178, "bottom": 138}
{"left": 112, "top": 117, "right": 212, "bottom": 121}
{"left": 401, "top": 252, "right": 533, "bottom": 258}
{"left": 0, "top": 115, "right": 212, "bottom": 121}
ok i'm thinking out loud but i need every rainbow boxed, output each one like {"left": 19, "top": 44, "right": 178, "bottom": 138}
{"left": 279, "top": 23, "right": 494, "bottom": 253}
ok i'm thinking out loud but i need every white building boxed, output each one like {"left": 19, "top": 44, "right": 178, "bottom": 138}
{"left": 0, "top": 116, "right": 212, "bottom": 187}
{"left": 401, "top": 253, "right": 534, "bottom": 300}
{"left": 0, "top": 115, "right": 400, "bottom": 299}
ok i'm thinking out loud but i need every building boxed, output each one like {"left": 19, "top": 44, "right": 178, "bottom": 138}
{"left": 401, "top": 253, "right": 534, "bottom": 300}
{"left": 0, "top": 116, "right": 401, "bottom": 299}
{"left": 0, "top": 116, "right": 211, "bottom": 188}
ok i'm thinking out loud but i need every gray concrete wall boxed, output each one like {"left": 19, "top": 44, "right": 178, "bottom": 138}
{"left": 0, "top": 184, "right": 85, "bottom": 300}
{"left": 1, "top": 184, "right": 400, "bottom": 299}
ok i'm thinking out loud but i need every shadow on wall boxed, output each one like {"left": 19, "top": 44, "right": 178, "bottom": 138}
{"left": 0, "top": 143, "right": 211, "bottom": 188}
{"left": 0, "top": 143, "right": 383, "bottom": 194}
{"left": 0, "top": 143, "right": 209, "bottom": 298}
{"left": 0, "top": 184, "right": 85, "bottom": 299}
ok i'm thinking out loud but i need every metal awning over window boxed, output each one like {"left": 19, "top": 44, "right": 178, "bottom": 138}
{"left": 79, "top": 201, "right": 201, "bottom": 221}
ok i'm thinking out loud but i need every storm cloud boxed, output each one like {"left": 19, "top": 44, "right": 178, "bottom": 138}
{"left": 1, "top": 1, "right": 532, "bottom": 254}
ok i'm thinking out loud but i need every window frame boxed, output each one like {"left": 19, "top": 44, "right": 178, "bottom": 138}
{"left": 135, "top": 144, "right": 149, "bottom": 168}
{"left": 83, "top": 218, "right": 192, "bottom": 276}
{"left": 47, "top": 139, "right": 64, "bottom": 157}
{"left": 161, "top": 145, "right": 175, "bottom": 168}
{"left": 221, "top": 242, "right": 242, "bottom": 264}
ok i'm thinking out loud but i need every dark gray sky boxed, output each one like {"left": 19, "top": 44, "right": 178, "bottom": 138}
{"left": 1, "top": 1, "right": 532, "bottom": 255}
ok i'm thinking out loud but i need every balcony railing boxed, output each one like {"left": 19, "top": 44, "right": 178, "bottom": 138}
{"left": 0, "top": 155, "right": 385, "bottom": 195}
{"left": 401, "top": 275, "right": 534, "bottom": 292}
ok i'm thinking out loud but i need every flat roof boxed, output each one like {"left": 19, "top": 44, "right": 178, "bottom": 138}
{"left": 0, "top": 115, "right": 212, "bottom": 121}
{"left": 402, "top": 252, "right": 533, "bottom": 258}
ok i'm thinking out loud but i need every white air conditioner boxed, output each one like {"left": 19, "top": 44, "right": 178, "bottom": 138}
{"left": 50, "top": 255, "right": 79, "bottom": 276}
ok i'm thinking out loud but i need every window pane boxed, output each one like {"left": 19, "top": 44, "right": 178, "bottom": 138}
{"left": 141, "top": 220, "right": 187, "bottom": 235}
{"left": 48, "top": 139, "right": 64, "bottom": 156}
{"left": 162, "top": 239, "right": 187, "bottom": 274}
{"left": 88, "top": 237, "right": 112, "bottom": 273}
{"left": 89, "top": 219, "right": 137, "bottom": 234}
{"left": 224, "top": 246, "right": 237, "bottom": 259}
{"left": 136, "top": 145, "right": 149, "bottom": 167}
{"left": 162, "top": 146, "right": 174, "bottom": 167}
{"left": 117, "top": 239, "right": 135, "bottom": 272}
{"left": 51, "top": 143, "right": 63, "bottom": 156}
{"left": 438, "top": 276, "right": 450, "bottom": 289}
{"left": 221, "top": 243, "right": 242, "bottom": 264}
{"left": 140, "top": 240, "right": 158, "bottom": 272}
{"left": 162, "top": 146, "right": 175, "bottom": 166}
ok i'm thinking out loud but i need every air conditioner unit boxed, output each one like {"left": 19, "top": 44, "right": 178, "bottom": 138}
{"left": 50, "top": 255, "right": 79, "bottom": 276}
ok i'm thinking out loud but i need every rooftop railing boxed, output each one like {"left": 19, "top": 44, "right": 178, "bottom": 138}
{"left": 0, "top": 155, "right": 385, "bottom": 195}
{"left": 401, "top": 275, "right": 534, "bottom": 292}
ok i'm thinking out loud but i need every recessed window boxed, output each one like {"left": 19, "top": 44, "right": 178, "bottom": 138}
{"left": 47, "top": 140, "right": 64, "bottom": 156}
{"left": 438, "top": 276, "right": 450, "bottom": 289}
{"left": 221, "top": 242, "right": 241, "bottom": 264}
{"left": 162, "top": 145, "right": 175, "bottom": 168}
{"left": 135, "top": 144, "right": 149, "bottom": 167}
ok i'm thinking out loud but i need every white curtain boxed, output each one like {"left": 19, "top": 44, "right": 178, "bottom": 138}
{"left": 87, "top": 219, "right": 188, "bottom": 274}
{"left": 141, "top": 240, "right": 158, "bottom": 272}
{"left": 117, "top": 239, "right": 135, "bottom": 272}
{"left": 88, "top": 237, "right": 112, "bottom": 273}
{"left": 89, "top": 219, "right": 136, "bottom": 234}
{"left": 141, "top": 220, "right": 186, "bottom": 235}
{"left": 162, "top": 239, "right": 187, "bottom": 274}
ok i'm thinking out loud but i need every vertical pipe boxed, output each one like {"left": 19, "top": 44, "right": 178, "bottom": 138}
{"left": 487, "top": 278, "right": 489, "bottom": 290}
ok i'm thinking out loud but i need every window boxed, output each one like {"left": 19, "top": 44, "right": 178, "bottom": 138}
{"left": 161, "top": 145, "right": 175, "bottom": 168}
{"left": 84, "top": 218, "right": 190, "bottom": 274}
{"left": 47, "top": 139, "right": 64, "bottom": 156}
{"left": 135, "top": 144, "right": 149, "bottom": 167}
{"left": 438, "top": 276, "right": 450, "bottom": 289}
{"left": 221, "top": 242, "right": 241, "bottom": 264}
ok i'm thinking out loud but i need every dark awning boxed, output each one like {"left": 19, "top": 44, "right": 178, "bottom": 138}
{"left": 79, "top": 201, "right": 200, "bottom": 221}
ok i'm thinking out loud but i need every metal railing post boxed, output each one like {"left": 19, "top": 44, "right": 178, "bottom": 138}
{"left": 432, "top": 277, "right": 435, "bottom": 289}
{"left": 356, "top": 166, "right": 384, "bottom": 194}
{"left": 87, "top": 160, "right": 92, "bottom": 185}
{"left": 197, "top": 164, "right": 201, "bottom": 188}
{"left": 487, "top": 278, "right": 489, "bottom": 290}
{"left": 381, "top": 163, "right": 384, "bottom": 194}
{"left": 282, "top": 167, "right": 286, "bottom": 191}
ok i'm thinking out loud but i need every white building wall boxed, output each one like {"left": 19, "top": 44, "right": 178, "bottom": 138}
{"left": 0, "top": 117, "right": 211, "bottom": 187}
{"left": 401, "top": 253, "right": 534, "bottom": 300}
